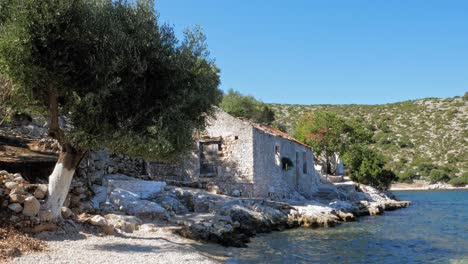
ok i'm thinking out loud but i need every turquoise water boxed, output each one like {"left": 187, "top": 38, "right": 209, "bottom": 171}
{"left": 228, "top": 190, "right": 468, "bottom": 264}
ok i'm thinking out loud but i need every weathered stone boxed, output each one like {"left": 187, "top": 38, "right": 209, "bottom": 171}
{"left": 61, "top": 207, "right": 73, "bottom": 218}
{"left": 104, "top": 214, "right": 142, "bottom": 233}
{"left": 22, "top": 196, "right": 40, "bottom": 217}
{"left": 5, "top": 181, "right": 18, "bottom": 190}
{"left": 105, "top": 175, "right": 166, "bottom": 199}
{"left": 8, "top": 203, "right": 23, "bottom": 213}
{"left": 34, "top": 188, "right": 46, "bottom": 199}
{"left": 38, "top": 210, "right": 54, "bottom": 222}
{"left": 89, "top": 215, "right": 108, "bottom": 226}
{"left": 90, "top": 185, "right": 107, "bottom": 209}
{"left": 336, "top": 211, "right": 355, "bottom": 221}
{"left": 14, "top": 176, "right": 26, "bottom": 183}
{"left": 108, "top": 189, "right": 167, "bottom": 217}
{"left": 153, "top": 194, "right": 189, "bottom": 215}
{"left": 9, "top": 193, "right": 26, "bottom": 203}
{"left": 73, "top": 186, "right": 86, "bottom": 195}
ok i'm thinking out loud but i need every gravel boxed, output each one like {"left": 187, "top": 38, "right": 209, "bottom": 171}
{"left": 10, "top": 228, "right": 226, "bottom": 264}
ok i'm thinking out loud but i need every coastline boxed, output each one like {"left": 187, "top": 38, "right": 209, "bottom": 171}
{"left": 390, "top": 181, "right": 468, "bottom": 191}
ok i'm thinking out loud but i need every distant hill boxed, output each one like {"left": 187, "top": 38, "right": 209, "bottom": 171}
{"left": 269, "top": 95, "right": 467, "bottom": 179}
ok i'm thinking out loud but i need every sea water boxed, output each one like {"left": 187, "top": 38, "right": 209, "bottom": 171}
{"left": 227, "top": 190, "right": 468, "bottom": 264}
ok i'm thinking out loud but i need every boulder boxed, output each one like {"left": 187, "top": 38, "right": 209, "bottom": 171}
{"left": 104, "top": 214, "right": 142, "bottom": 233}
{"left": 109, "top": 189, "right": 167, "bottom": 217}
{"left": 153, "top": 194, "right": 189, "bottom": 215}
{"left": 8, "top": 203, "right": 23, "bottom": 213}
{"left": 89, "top": 215, "right": 108, "bottom": 226}
{"left": 22, "top": 196, "right": 40, "bottom": 217}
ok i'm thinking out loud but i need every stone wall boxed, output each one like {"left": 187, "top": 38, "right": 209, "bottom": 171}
{"left": 252, "top": 128, "right": 320, "bottom": 199}
{"left": 76, "top": 151, "right": 146, "bottom": 185}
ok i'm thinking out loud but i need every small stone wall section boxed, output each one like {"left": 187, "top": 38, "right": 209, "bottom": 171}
{"left": 76, "top": 151, "right": 146, "bottom": 185}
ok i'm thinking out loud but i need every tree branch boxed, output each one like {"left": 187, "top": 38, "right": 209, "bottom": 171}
{"left": 48, "top": 84, "right": 66, "bottom": 144}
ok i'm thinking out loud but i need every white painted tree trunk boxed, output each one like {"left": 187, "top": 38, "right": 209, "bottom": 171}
{"left": 44, "top": 162, "right": 76, "bottom": 221}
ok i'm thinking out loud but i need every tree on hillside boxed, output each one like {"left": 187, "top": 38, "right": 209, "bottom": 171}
{"left": 220, "top": 89, "right": 276, "bottom": 125}
{"left": 295, "top": 111, "right": 372, "bottom": 174}
{"left": 342, "top": 144, "right": 396, "bottom": 190}
{"left": 0, "top": 0, "right": 222, "bottom": 221}
{"left": 295, "top": 111, "right": 396, "bottom": 190}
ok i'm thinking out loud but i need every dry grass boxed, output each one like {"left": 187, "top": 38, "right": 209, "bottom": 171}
{"left": 0, "top": 223, "right": 47, "bottom": 263}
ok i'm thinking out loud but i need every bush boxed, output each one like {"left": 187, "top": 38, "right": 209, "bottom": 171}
{"left": 429, "top": 169, "right": 450, "bottom": 183}
{"left": 398, "top": 169, "right": 419, "bottom": 183}
{"left": 448, "top": 173, "right": 468, "bottom": 186}
{"left": 348, "top": 146, "right": 397, "bottom": 190}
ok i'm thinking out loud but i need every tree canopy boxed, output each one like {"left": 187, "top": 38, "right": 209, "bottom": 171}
{"left": 220, "top": 89, "right": 275, "bottom": 125}
{"left": 295, "top": 111, "right": 395, "bottom": 189}
{"left": 0, "top": 0, "right": 222, "bottom": 160}
{"left": 295, "top": 111, "right": 372, "bottom": 172}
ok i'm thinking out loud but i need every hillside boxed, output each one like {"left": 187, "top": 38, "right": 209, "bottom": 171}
{"left": 269, "top": 96, "right": 467, "bottom": 180}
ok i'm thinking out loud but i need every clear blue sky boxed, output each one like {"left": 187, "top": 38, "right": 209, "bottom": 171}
{"left": 156, "top": 0, "right": 468, "bottom": 105}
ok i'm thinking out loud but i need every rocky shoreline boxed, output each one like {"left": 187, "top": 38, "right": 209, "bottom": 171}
{"left": 1, "top": 168, "right": 410, "bottom": 249}
{"left": 168, "top": 186, "right": 409, "bottom": 247}
{"left": 390, "top": 181, "right": 468, "bottom": 191}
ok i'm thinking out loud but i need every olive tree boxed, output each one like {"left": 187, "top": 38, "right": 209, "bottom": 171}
{"left": 295, "top": 111, "right": 372, "bottom": 174}
{"left": 220, "top": 89, "right": 276, "bottom": 125}
{"left": 0, "top": 0, "right": 222, "bottom": 221}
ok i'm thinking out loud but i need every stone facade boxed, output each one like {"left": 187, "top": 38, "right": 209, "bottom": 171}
{"left": 148, "top": 109, "right": 322, "bottom": 199}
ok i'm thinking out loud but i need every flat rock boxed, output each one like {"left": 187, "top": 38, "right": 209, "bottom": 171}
{"left": 109, "top": 188, "right": 167, "bottom": 217}
{"left": 106, "top": 178, "right": 166, "bottom": 199}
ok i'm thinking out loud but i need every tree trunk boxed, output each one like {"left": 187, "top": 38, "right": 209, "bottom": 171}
{"left": 44, "top": 144, "right": 85, "bottom": 222}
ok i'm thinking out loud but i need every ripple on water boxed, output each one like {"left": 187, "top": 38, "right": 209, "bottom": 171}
{"left": 227, "top": 190, "right": 468, "bottom": 264}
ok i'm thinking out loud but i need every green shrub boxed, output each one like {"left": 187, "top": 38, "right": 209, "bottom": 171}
{"left": 398, "top": 169, "right": 419, "bottom": 183}
{"left": 448, "top": 173, "right": 468, "bottom": 186}
{"left": 429, "top": 169, "right": 450, "bottom": 183}
{"left": 348, "top": 146, "right": 397, "bottom": 190}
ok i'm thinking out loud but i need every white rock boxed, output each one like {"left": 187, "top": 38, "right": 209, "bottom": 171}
{"left": 109, "top": 188, "right": 166, "bottom": 216}
{"left": 5, "top": 181, "right": 18, "bottom": 190}
{"left": 105, "top": 176, "right": 166, "bottom": 199}
{"left": 89, "top": 215, "right": 108, "bottom": 226}
{"left": 22, "top": 196, "right": 40, "bottom": 217}
{"left": 8, "top": 203, "right": 23, "bottom": 213}
{"left": 104, "top": 214, "right": 142, "bottom": 232}
{"left": 14, "top": 176, "right": 25, "bottom": 183}
{"left": 61, "top": 207, "right": 73, "bottom": 218}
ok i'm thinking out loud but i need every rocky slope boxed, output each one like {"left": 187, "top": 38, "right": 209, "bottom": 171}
{"left": 270, "top": 95, "right": 467, "bottom": 179}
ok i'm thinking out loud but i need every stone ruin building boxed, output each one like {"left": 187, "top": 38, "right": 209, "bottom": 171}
{"left": 148, "top": 109, "right": 324, "bottom": 199}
